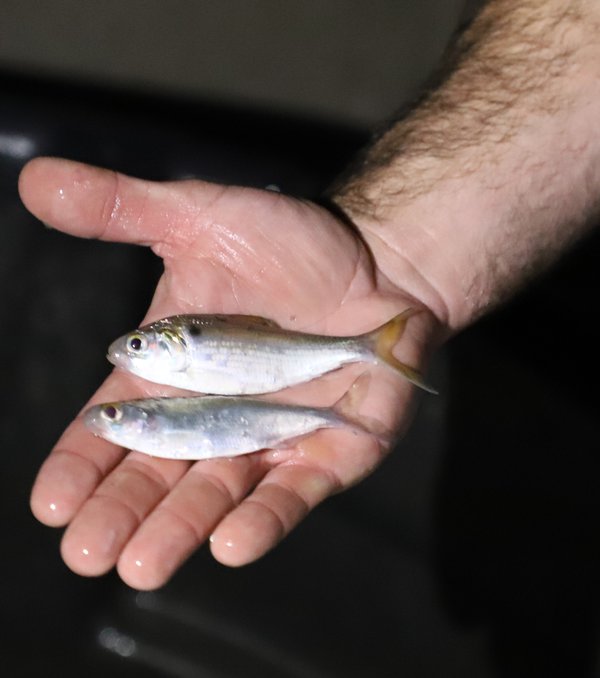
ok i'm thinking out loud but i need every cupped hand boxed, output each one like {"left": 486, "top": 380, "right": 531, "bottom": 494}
{"left": 19, "top": 158, "right": 440, "bottom": 590}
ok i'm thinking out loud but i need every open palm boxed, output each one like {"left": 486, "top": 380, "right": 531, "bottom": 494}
{"left": 19, "top": 158, "right": 438, "bottom": 590}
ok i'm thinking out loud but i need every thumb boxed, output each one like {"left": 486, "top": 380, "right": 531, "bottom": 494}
{"left": 18, "top": 157, "right": 223, "bottom": 247}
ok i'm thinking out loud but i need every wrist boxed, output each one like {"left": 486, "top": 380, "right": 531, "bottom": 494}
{"left": 330, "top": 0, "right": 600, "bottom": 332}
{"left": 335, "top": 128, "right": 600, "bottom": 333}
{"left": 333, "top": 179, "right": 496, "bottom": 333}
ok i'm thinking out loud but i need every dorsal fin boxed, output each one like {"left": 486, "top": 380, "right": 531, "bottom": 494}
{"left": 212, "top": 314, "right": 281, "bottom": 330}
{"left": 146, "top": 314, "right": 281, "bottom": 331}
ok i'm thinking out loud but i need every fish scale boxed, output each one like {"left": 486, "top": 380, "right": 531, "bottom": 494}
{"left": 86, "top": 310, "right": 433, "bottom": 459}
{"left": 84, "top": 395, "right": 350, "bottom": 460}
{"left": 106, "top": 309, "right": 434, "bottom": 395}
{"left": 187, "top": 332, "right": 365, "bottom": 393}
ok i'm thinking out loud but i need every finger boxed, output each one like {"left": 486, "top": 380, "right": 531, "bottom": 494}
{"left": 30, "top": 427, "right": 123, "bottom": 528}
{"left": 209, "top": 456, "right": 343, "bottom": 567}
{"left": 209, "top": 428, "right": 386, "bottom": 567}
{"left": 30, "top": 369, "right": 178, "bottom": 527}
{"left": 60, "top": 452, "right": 189, "bottom": 577}
{"left": 18, "top": 157, "right": 225, "bottom": 247}
{"left": 116, "top": 455, "right": 267, "bottom": 590}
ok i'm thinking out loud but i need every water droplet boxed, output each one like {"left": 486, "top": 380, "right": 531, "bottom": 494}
{"left": 0, "top": 132, "right": 35, "bottom": 158}
{"left": 82, "top": 548, "right": 89, "bottom": 557}
{"left": 210, "top": 533, "right": 234, "bottom": 549}
{"left": 98, "top": 627, "right": 137, "bottom": 657}
{"left": 49, "top": 503, "right": 57, "bottom": 512}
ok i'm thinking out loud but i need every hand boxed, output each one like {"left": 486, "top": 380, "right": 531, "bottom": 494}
{"left": 19, "top": 157, "right": 440, "bottom": 590}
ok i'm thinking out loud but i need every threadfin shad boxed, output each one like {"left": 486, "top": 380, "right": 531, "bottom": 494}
{"left": 83, "top": 385, "right": 386, "bottom": 460}
{"left": 107, "top": 309, "right": 436, "bottom": 395}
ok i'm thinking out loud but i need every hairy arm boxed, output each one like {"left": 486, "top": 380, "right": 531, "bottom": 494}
{"left": 330, "top": 0, "right": 600, "bottom": 331}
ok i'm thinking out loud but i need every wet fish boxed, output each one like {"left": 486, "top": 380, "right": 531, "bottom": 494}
{"left": 107, "top": 309, "right": 436, "bottom": 395}
{"left": 83, "top": 386, "right": 382, "bottom": 460}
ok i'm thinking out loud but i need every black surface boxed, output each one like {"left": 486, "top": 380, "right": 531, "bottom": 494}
{"left": 1, "top": 69, "right": 599, "bottom": 677}
{"left": 439, "top": 234, "right": 600, "bottom": 678}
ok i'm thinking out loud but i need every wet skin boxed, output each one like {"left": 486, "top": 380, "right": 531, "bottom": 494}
{"left": 19, "top": 158, "right": 440, "bottom": 590}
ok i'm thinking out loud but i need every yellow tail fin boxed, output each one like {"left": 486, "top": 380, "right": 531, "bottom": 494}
{"left": 367, "top": 309, "right": 438, "bottom": 394}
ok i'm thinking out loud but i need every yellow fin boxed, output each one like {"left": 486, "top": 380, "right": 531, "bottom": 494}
{"left": 368, "top": 309, "right": 438, "bottom": 394}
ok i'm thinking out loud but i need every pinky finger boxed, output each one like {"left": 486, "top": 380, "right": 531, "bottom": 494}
{"left": 209, "top": 463, "right": 340, "bottom": 567}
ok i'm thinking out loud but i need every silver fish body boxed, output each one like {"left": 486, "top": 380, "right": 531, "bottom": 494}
{"left": 107, "top": 311, "right": 433, "bottom": 395}
{"left": 84, "top": 396, "right": 353, "bottom": 460}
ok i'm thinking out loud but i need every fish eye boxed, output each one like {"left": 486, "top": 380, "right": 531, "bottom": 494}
{"left": 127, "top": 333, "right": 148, "bottom": 353}
{"left": 100, "top": 404, "right": 122, "bottom": 422}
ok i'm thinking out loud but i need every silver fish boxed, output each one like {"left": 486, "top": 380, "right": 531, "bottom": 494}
{"left": 83, "top": 390, "right": 377, "bottom": 460}
{"left": 107, "top": 309, "right": 435, "bottom": 395}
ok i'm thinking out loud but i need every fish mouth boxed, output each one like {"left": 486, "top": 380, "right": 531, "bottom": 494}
{"left": 107, "top": 337, "right": 129, "bottom": 368}
{"left": 83, "top": 405, "right": 105, "bottom": 435}
{"left": 106, "top": 351, "right": 120, "bottom": 367}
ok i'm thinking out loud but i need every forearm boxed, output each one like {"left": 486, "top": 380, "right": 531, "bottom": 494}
{"left": 330, "top": 0, "right": 600, "bottom": 331}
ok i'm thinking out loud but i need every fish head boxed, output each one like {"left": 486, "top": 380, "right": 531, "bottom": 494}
{"left": 107, "top": 325, "right": 188, "bottom": 381}
{"left": 84, "top": 401, "right": 151, "bottom": 448}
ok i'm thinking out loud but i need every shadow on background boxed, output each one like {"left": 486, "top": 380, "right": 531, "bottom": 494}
{"left": 438, "top": 229, "right": 600, "bottom": 677}
{"left": 1, "top": 69, "right": 599, "bottom": 676}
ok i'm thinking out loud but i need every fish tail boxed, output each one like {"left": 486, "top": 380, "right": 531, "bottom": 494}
{"left": 365, "top": 309, "right": 438, "bottom": 394}
{"left": 332, "top": 373, "right": 392, "bottom": 446}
